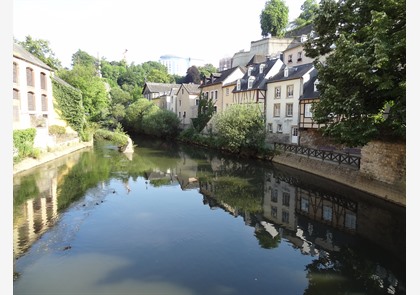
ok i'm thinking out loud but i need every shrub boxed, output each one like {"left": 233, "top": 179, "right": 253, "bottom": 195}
{"left": 49, "top": 125, "right": 66, "bottom": 136}
{"left": 13, "top": 128, "right": 37, "bottom": 162}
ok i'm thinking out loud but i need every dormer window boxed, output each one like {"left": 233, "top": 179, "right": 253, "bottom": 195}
{"left": 259, "top": 64, "right": 265, "bottom": 74}
{"left": 284, "top": 67, "right": 289, "bottom": 77}
{"left": 236, "top": 79, "right": 241, "bottom": 91}
{"left": 300, "top": 34, "right": 307, "bottom": 43}
{"left": 248, "top": 66, "right": 253, "bottom": 76}
{"left": 314, "top": 79, "right": 319, "bottom": 92}
{"left": 248, "top": 76, "right": 255, "bottom": 89}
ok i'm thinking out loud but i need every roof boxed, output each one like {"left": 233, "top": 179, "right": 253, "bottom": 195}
{"left": 13, "top": 43, "right": 52, "bottom": 71}
{"left": 267, "top": 63, "right": 314, "bottom": 84}
{"left": 232, "top": 57, "right": 281, "bottom": 93}
{"left": 142, "top": 82, "right": 181, "bottom": 94}
{"left": 300, "top": 68, "right": 320, "bottom": 100}
{"left": 200, "top": 66, "right": 246, "bottom": 87}
{"left": 180, "top": 83, "right": 201, "bottom": 95}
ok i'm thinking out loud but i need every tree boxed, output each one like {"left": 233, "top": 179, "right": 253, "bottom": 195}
{"left": 198, "top": 64, "right": 218, "bottom": 81}
{"left": 184, "top": 66, "right": 201, "bottom": 84}
{"left": 304, "top": 0, "right": 406, "bottom": 146}
{"left": 260, "top": 0, "right": 289, "bottom": 37}
{"left": 18, "top": 35, "right": 62, "bottom": 70}
{"left": 72, "top": 49, "right": 97, "bottom": 68}
{"left": 214, "top": 104, "right": 266, "bottom": 154}
{"left": 58, "top": 64, "right": 110, "bottom": 123}
{"left": 291, "top": 0, "right": 319, "bottom": 28}
{"left": 191, "top": 92, "right": 216, "bottom": 132}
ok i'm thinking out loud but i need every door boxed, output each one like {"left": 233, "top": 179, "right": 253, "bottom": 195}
{"left": 291, "top": 126, "right": 299, "bottom": 144}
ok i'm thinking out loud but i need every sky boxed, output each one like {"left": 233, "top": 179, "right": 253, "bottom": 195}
{"left": 13, "top": 0, "right": 305, "bottom": 68}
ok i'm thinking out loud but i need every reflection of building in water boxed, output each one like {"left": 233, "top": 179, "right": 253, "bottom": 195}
{"left": 13, "top": 171, "right": 59, "bottom": 259}
{"left": 263, "top": 172, "right": 297, "bottom": 231}
{"left": 174, "top": 152, "right": 200, "bottom": 190}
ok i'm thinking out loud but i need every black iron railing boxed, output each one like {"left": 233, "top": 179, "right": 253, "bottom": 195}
{"left": 273, "top": 143, "right": 361, "bottom": 169}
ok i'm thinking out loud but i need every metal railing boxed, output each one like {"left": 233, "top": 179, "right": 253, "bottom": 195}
{"left": 274, "top": 143, "right": 361, "bottom": 169}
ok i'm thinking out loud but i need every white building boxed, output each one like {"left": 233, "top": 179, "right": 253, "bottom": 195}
{"left": 159, "top": 54, "right": 206, "bottom": 76}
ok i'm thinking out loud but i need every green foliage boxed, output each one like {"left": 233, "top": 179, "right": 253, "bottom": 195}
{"left": 17, "top": 35, "right": 62, "bottom": 70}
{"left": 304, "top": 0, "right": 406, "bottom": 146}
{"left": 291, "top": 0, "right": 319, "bottom": 28}
{"left": 48, "top": 125, "right": 66, "bottom": 136}
{"left": 72, "top": 49, "right": 97, "bottom": 67}
{"left": 94, "top": 128, "right": 128, "bottom": 148}
{"left": 260, "top": 0, "right": 289, "bottom": 37}
{"left": 58, "top": 64, "right": 110, "bottom": 122}
{"left": 146, "top": 68, "right": 175, "bottom": 83}
{"left": 184, "top": 66, "right": 201, "bottom": 84}
{"left": 124, "top": 98, "right": 158, "bottom": 133}
{"left": 142, "top": 109, "right": 181, "bottom": 138}
{"left": 191, "top": 92, "right": 216, "bottom": 132}
{"left": 52, "top": 77, "right": 85, "bottom": 134}
{"left": 214, "top": 104, "right": 267, "bottom": 154}
{"left": 13, "top": 128, "right": 36, "bottom": 162}
{"left": 198, "top": 64, "right": 218, "bottom": 81}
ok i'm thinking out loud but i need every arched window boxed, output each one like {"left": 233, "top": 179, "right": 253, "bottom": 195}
{"left": 40, "top": 72, "right": 47, "bottom": 90}
{"left": 26, "top": 67, "right": 34, "bottom": 86}
{"left": 27, "top": 92, "right": 36, "bottom": 111}
{"left": 13, "top": 62, "right": 19, "bottom": 84}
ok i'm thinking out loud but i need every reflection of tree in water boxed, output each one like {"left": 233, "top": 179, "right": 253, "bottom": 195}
{"left": 254, "top": 227, "right": 281, "bottom": 249}
{"left": 303, "top": 247, "right": 403, "bottom": 295}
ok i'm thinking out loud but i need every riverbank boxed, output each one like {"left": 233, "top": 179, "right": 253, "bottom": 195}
{"left": 13, "top": 140, "right": 93, "bottom": 175}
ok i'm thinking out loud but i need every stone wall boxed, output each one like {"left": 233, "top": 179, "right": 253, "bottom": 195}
{"left": 360, "top": 140, "right": 406, "bottom": 186}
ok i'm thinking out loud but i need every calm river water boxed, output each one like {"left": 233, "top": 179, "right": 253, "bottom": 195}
{"left": 13, "top": 136, "right": 406, "bottom": 295}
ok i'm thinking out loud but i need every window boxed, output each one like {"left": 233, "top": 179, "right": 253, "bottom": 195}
{"left": 41, "top": 94, "right": 48, "bottom": 111}
{"left": 267, "top": 123, "right": 273, "bottom": 133}
{"left": 323, "top": 205, "right": 333, "bottom": 221}
{"left": 271, "top": 189, "right": 278, "bottom": 202}
{"left": 40, "top": 72, "right": 47, "bottom": 90}
{"left": 26, "top": 67, "right": 34, "bottom": 86}
{"left": 345, "top": 212, "right": 357, "bottom": 230}
{"left": 13, "top": 89, "right": 20, "bottom": 101}
{"left": 271, "top": 206, "right": 277, "bottom": 218}
{"left": 301, "top": 197, "right": 309, "bottom": 212}
{"left": 214, "top": 106, "right": 217, "bottom": 113}
{"left": 179, "top": 99, "right": 181, "bottom": 106}
{"left": 13, "top": 62, "right": 18, "bottom": 84}
{"left": 287, "top": 85, "right": 293, "bottom": 97}
{"left": 27, "top": 92, "right": 36, "bottom": 111}
{"left": 284, "top": 67, "right": 289, "bottom": 77}
{"left": 215, "top": 90, "right": 218, "bottom": 100}
{"left": 210, "top": 91, "right": 214, "bottom": 99}
{"left": 297, "top": 51, "right": 302, "bottom": 62}
{"left": 282, "top": 210, "right": 289, "bottom": 223}
{"left": 273, "top": 103, "right": 280, "bottom": 117}
{"left": 288, "top": 54, "right": 292, "bottom": 63}
{"left": 275, "top": 87, "right": 281, "bottom": 99}
{"left": 236, "top": 79, "right": 241, "bottom": 91}
{"left": 206, "top": 91, "right": 209, "bottom": 98}
{"left": 195, "top": 99, "right": 199, "bottom": 106}
{"left": 259, "top": 64, "right": 265, "bottom": 74}
{"left": 182, "top": 89, "right": 184, "bottom": 95}
{"left": 226, "top": 88, "right": 229, "bottom": 96}
{"left": 183, "top": 111, "right": 186, "bottom": 118}
{"left": 282, "top": 192, "right": 290, "bottom": 207}
{"left": 286, "top": 103, "right": 293, "bottom": 117}
{"left": 247, "top": 66, "right": 253, "bottom": 76}
{"left": 314, "top": 79, "right": 319, "bottom": 92}
{"left": 277, "top": 124, "right": 282, "bottom": 133}
{"left": 304, "top": 104, "right": 312, "bottom": 117}
{"left": 248, "top": 76, "right": 255, "bottom": 89}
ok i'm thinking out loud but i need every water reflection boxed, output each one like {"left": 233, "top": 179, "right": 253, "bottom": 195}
{"left": 13, "top": 137, "right": 406, "bottom": 294}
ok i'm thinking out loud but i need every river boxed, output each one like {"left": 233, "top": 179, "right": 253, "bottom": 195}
{"left": 13, "top": 136, "right": 406, "bottom": 295}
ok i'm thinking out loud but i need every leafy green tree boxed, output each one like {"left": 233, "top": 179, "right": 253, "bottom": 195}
{"left": 304, "top": 0, "right": 406, "bottom": 146}
{"left": 146, "top": 68, "right": 175, "bottom": 83}
{"left": 260, "top": 0, "right": 289, "bottom": 37}
{"left": 58, "top": 64, "right": 110, "bottom": 122}
{"left": 123, "top": 98, "right": 158, "bottom": 133}
{"left": 184, "top": 66, "right": 201, "bottom": 84}
{"left": 143, "top": 109, "right": 181, "bottom": 138}
{"left": 17, "top": 35, "right": 62, "bottom": 70}
{"left": 198, "top": 64, "right": 218, "bottom": 81}
{"left": 214, "top": 104, "right": 266, "bottom": 154}
{"left": 72, "top": 49, "right": 97, "bottom": 67}
{"left": 191, "top": 92, "right": 215, "bottom": 132}
{"left": 292, "top": 0, "right": 319, "bottom": 28}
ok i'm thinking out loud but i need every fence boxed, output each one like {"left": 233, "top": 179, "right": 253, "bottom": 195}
{"left": 273, "top": 143, "right": 361, "bottom": 169}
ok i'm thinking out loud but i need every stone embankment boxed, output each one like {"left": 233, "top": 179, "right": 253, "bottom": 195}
{"left": 13, "top": 140, "right": 93, "bottom": 175}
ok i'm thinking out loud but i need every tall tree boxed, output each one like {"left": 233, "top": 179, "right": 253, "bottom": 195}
{"left": 198, "top": 64, "right": 218, "bottom": 81}
{"left": 184, "top": 66, "right": 201, "bottom": 84}
{"left": 260, "top": 0, "right": 289, "bottom": 37}
{"left": 292, "top": 0, "right": 319, "bottom": 28}
{"left": 72, "top": 49, "right": 97, "bottom": 68}
{"left": 18, "top": 35, "right": 62, "bottom": 70}
{"left": 304, "top": 0, "right": 406, "bottom": 146}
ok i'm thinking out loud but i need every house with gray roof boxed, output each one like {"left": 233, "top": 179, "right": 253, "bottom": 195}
{"left": 176, "top": 83, "right": 201, "bottom": 129}
{"left": 265, "top": 63, "right": 316, "bottom": 144}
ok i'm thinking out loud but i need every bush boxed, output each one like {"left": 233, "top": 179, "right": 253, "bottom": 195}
{"left": 94, "top": 128, "right": 128, "bottom": 148}
{"left": 13, "top": 128, "right": 37, "bottom": 162}
{"left": 49, "top": 125, "right": 66, "bottom": 136}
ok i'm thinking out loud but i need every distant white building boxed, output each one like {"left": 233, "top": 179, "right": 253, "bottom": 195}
{"left": 159, "top": 54, "right": 206, "bottom": 76}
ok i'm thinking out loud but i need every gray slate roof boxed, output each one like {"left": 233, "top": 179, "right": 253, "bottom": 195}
{"left": 13, "top": 43, "right": 52, "bottom": 71}
{"left": 143, "top": 82, "right": 181, "bottom": 95}
{"left": 180, "top": 83, "right": 201, "bottom": 95}
{"left": 232, "top": 57, "right": 280, "bottom": 92}
{"left": 267, "top": 63, "right": 314, "bottom": 83}
{"left": 200, "top": 66, "right": 246, "bottom": 87}
{"left": 301, "top": 68, "right": 320, "bottom": 100}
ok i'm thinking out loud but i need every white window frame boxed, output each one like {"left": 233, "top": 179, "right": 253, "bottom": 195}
{"left": 267, "top": 123, "right": 273, "bottom": 133}
{"left": 248, "top": 76, "right": 255, "bottom": 89}
{"left": 275, "top": 87, "right": 281, "bottom": 99}
{"left": 323, "top": 205, "right": 333, "bottom": 221}
{"left": 236, "top": 79, "right": 241, "bottom": 91}
{"left": 286, "top": 103, "right": 293, "bottom": 117}
{"left": 287, "top": 85, "right": 294, "bottom": 97}
{"left": 304, "top": 103, "right": 313, "bottom": 118}
{"left": 273, "top": 103, "right": 281, "bottom": 117}
{"left": 277, "top": 124, "right": 282, "bottom": 133}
